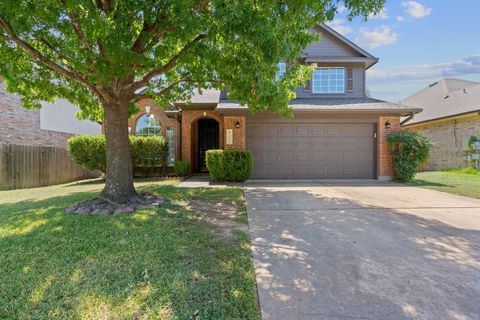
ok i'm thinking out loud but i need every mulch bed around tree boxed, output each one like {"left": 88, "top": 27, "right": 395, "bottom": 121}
{"left": 65, "top": 192, "right": 165, "bottom": 215}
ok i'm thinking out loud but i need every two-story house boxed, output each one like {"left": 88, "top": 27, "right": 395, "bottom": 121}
{"left": 127, "top": 24, "right": 421, "bottom": 180}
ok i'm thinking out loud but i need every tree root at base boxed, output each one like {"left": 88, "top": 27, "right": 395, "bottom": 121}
{"left": 65, "top": 192, "right": 165, "bottom": 216}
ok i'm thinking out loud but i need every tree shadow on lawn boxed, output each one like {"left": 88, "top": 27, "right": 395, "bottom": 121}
{"left": 408, "top": 179, "right": 450, "bottom": 187}
{"left": 0, "top": 186, "right": 258, "bottom": 319}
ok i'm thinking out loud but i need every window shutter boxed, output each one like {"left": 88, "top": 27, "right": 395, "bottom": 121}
{"left": 346, "top": 68, "right": 354, "bottom": 92}
{"left": 304, "top": 79, "right": 311, "bottom": 92}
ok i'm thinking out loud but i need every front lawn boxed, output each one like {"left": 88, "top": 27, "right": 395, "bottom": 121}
{"left": 409, "top": 168, "right": 480, "bottom": 199}
{"left": 0, "top": 179, "right": 259, "bottom": 319}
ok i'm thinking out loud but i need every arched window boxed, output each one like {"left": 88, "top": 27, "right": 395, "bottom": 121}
{"left": 135, "top": 114, "right": 161, "bottom": 136}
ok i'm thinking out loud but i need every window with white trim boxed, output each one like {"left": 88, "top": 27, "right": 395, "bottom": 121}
{"left": 166, "top": 127, "right": 175, "bottom": 166}
{"left": 276, "top": 62, "right": 286, "bottom": 80}
{"left": 312, "top": 67, "right": 345, "bottom": 93}
{"left": 135, "top": 114, "right": 161, "bottom": 136}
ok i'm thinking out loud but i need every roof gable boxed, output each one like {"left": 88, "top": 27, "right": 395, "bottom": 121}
{"left": 302, "top": 24, "right": 378, "bottom": 68}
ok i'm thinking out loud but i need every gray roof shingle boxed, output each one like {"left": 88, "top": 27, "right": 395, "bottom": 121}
{"left": 218, "top": 97, "right": 419, "bottom": 113}
{"left": 401, "top": 78, "right": 480, "bottom": 125}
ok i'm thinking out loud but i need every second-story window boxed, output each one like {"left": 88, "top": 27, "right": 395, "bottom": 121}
{"left": 276, "top": 62, "right": 286, "bottom": 80}
{"left": 312, "top": 67, "right": 345, "bottom": 93}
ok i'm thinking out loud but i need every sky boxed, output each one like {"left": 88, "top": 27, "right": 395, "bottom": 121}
{"left": 328, "top": 0, "right": 480, "bottom": 102}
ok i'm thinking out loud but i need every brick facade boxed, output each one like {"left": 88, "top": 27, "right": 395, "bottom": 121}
{"left": 405, "top": 114, "right": 480, "bottom": 170}
{"left": 129, "top": 99, "right": 181, "bottom": 160}
{"left": 128, "top": 101, "right": 401, "bottom": 179}
{"left": 224, "top": 116, "right": 247, "bottom": 150}
{"left": 0, "top": 83, "right": 73, "bottom": 148}
{"left": 377, "top": 116, "right": 400, "bottom": 180}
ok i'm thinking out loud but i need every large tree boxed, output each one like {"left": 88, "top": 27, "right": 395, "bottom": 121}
{"left": 0, "top": 0, "right": 384, "bottom": 204}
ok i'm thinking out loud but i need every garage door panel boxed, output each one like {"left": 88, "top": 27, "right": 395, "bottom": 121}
{"left": 264, "top": 126, "right": 279, "bottom": 136}
{"left": 248, "top": 121, "right": 375, "bottom": 179}
{"left": 280, "top": 126, "right": 294, "bottom": 135}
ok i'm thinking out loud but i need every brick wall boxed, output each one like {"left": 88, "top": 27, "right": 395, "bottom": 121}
{"left": 0, "top": 83, "right": 73, "bottom": 148}
{"left": 377, "top": 116, "right": 400, "bottom": 180}
{"left": 405, "top": 115, "right": 480, "bottom": 170}
{"left": 224, "top": 116, "right": 246, "bottom": 150}
{"left": 128, "top": 99, "right": 181, "bottom": 160}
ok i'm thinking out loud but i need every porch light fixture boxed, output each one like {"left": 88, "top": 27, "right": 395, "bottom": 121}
{"left": 235, "top": 120, "right": 241, "bottom": 129}
{"left": 145, "top": 105, "right": 151, "bottom": 114}
{"left": 385, "top": 121, "right": 392, "bottom": 129}
{"left": 128, "top": 126, "right": 132, "bottom": 134}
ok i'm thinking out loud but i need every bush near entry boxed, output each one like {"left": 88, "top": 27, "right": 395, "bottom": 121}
{"left": 206, "top": 150, "right": 253, "bottom": 182}
{"left": 174, "top": 160, "right": 190, "bottom": 177}
{"left": 387, "top": 131, "right": 432, "bottom": 182}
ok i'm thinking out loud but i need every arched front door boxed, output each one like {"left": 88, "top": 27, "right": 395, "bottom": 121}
{"left": 197, "top": 119, "right": 219, "bottom": 172}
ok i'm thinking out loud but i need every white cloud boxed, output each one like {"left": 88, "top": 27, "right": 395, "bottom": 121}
{"left": 402, "top": 1, "right": 432, "bottom": 18}
{"left": 326, "top": 19, "right": 352, "bottom": 35}
{"left": 396, "top": 16, "right": 405, "bottom": 22}
{"left": 355, "top": 26, "right": 399, "bottom": 49}
{"left": 368, "top": 8, "right": 389, "bottom": 20}
{"left": 367, "top": 53, "right": 480, "bottom": 83}
{"left": 337, "top": 5, "right": 347, "bottom": 14}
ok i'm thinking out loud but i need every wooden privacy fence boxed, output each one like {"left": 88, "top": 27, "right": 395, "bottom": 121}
{"left": 0, "top": 143, "right": 94, "bottom": 190}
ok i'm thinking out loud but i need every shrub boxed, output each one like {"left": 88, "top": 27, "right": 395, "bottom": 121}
{"left": 130, "top": 136, "right": 168, "bottom": 175}
{"left": 206, "top": 150, "right": 226, "bottom": 181}
{"left": 68, "top": 135, "right": 168, "bottom": 176}
{"left": 206, "top": 149, "right": 253, "bottom": 182}
{"left": 387, "top": 131, "right": 432, "bottom": 182}
{"left": 174, "top": 160, "right": 190, "bottom": 177}
{"left": 67, "top": 135, "right": 106, "bottom": 172}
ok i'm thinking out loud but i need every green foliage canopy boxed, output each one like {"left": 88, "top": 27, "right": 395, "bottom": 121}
{"left": 0, "top": 0, "right": 384, "bottom": 120}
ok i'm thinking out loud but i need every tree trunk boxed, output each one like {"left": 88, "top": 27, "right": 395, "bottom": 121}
{"left": 101, "top": 99, "right": 138, "bottom": 203}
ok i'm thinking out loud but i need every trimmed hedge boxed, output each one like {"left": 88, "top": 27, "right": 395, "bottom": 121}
{"left": 387, "top": 131, "right": 432, "bottom": 182}
{"left": 67, "top": 135, "right": 168, "bottom": 175}
{"left": 206, "top": 149, "right": 253, "bottom": 182}
{"left": 174, "top": 160, "right": 190, "bottom": 177}
{"left": 67, "top": 135, "right": 106, "bottom": 172}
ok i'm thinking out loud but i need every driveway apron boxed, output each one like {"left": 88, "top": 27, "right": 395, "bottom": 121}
{"left": 244, "top": 180, "right": 480, "bottom": 320}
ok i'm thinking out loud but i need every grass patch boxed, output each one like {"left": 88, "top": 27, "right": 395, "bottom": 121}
{"left": 0, "top": 179, "right": 259, "bottom": 319}
{"left": 442, "top": 167, "right": 480, "bottom": 175}
{"left": 409, "top": 170, "right": 480, "bottom": 199}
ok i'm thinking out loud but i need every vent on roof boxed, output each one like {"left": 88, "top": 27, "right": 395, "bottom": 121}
{"left": 444, "top": 95, "right": 449, "bottom": 99}
{"left": 429, "top": 81, "right": 438, "bottom": 88}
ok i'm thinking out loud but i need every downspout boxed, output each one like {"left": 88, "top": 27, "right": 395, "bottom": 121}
{"left": 400, "top": 112, "right": 415, "bottom": 126}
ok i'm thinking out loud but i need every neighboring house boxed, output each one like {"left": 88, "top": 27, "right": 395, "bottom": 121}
{"left": 401, "top": 78, "right": 480, "bottom": 170}
{"left": 0, "top": 82, "right": 101, "bottom": 148}
{"left": 125, "top": 24, "right": 421, "bottom": 180}
{"left": 0, "top": 82, "right": 102, "bottom": 189}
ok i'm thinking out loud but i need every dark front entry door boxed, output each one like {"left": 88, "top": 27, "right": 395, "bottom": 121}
{"left": 198, "top": 119, "right": 219, "bottom": 172}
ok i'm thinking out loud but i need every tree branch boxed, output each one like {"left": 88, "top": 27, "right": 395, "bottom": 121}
{"left": 95, "top": 0, "right": 112, "bottom": 13}
{"left": 60, "top": 0, "right": 92, "bottom": 51}
{"left": 133, "top": 78, "right": 189, "bottom": 101}
{"left": 0, "top": 16, "right": 106, "bottom": 101}
{"left": 143, "top": 23, "right": 176, "bottom": 52}
{"left": 129, "top": 33, "right": 206, "bottom": 92}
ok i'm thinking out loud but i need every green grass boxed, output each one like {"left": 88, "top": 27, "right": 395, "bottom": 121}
{"left": 0, "top": 179, "right": 259, "bottom": 320}
{"left": 409, "top": 168, "right": 480, "bottom": 199}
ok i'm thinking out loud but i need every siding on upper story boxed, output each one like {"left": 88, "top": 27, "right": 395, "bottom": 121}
{"left": 303, "top": 26, "right": 360, "bottom": 58}
{"left": 296, "top": 25, "right": 373, "bottom": 99}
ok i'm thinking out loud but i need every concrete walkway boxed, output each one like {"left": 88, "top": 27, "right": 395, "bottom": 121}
{"left": 177, "top": 175, "right": 242, "bottom": 188}
{"left": 244, "top": 180, "right": 480, "bottom": 320}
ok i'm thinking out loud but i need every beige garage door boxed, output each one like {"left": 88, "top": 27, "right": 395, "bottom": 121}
{"left": 247, "top": 122, "right": 376, "bottom": 179}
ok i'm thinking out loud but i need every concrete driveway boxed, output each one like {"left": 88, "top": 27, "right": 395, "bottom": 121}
{"left": 244, "top": 181, "right": 480, "bottom": 320}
